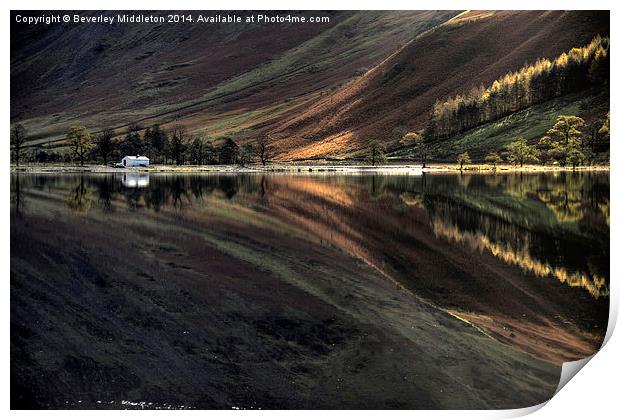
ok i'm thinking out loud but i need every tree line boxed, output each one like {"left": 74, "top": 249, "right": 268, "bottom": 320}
{"left": 10, "top": 123, "right": 274, "bottom": 167}
{"left": 424, "top": 35, "right": 609, "bottom": 141}
{"left": 455, "top": 113, "right": 610, "bottom": 170}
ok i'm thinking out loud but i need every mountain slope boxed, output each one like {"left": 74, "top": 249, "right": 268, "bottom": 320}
{"left": 266, "top": 10, "right": 609, "bottom": 160}
{"left": 10, "top": 10, "right": 609, "bottom": 160}
{"left": 11, "top": 10, "right": 457, "bottom": 146}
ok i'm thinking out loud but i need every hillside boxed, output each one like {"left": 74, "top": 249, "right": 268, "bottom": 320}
{"left": 10, "top": 10, "right": 609, "bottom": 161}
{"left": 266, "top": 10, "right": 609, "bottom": 159}
{"left": 11, "top": 10, "right": 456, "bottom": 147}
{"left": 391, "top": 89, "right": 609, "bottom": 161}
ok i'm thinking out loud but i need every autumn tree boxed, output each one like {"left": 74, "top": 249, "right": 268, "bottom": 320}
{"left": 366, "top": 140, "right": 386, "bottom": 166}
{"left": 540, "top": 115, "right": 585, "bottom": 166}
{"left": 95, "top": 128, "right": 115, "bottom": 164}
{"left": 484, "top": 151, "right": 503, "bottom": 169}
{"left": 506, "top": 137, "right": 539, "bottom": 167}
{"left": 599, "top": 112, "right": 610, "bottom": 140}
{"left": 203, "top": 139, "right": 217, "bottom": 164}
{"left": 188, "top": 136, "right": 204, "bottom": 165}
{"left": 424, "top": 36, "right": 609, "bottom": 141}
{"left": 10, "top": 124, "right": 27, "bottom": 167}
{"left": 596, "top": 111, "right": 611, "bottom": 156}
{"left": 566, "top": 147, "right": 586, "bottom": 171}
{"left": 581, "top": 112, "right": 610, "bottom": 165}
{"left": 67, "top": 125, "right": 93, "bottom": 166}
{"left": 588, "top": 42, "right": 609, "bottom": 84}
{"left": 456, "top": 152, "right": 471, "bottom": 170}
{"left": 547, "top": 116, "right": 586, "bottom": 145}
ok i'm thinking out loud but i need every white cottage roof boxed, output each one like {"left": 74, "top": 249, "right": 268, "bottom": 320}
{"left": 123, "top": 155, "right": 149, "bottom": 160}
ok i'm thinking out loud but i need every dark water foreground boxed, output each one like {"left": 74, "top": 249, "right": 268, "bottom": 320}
{"left": 10, "top": 171, "right": 609, "bottom": 409}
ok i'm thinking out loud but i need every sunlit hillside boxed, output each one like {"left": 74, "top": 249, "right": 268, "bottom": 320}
{"left": 11, "top": 10, "right": 609, "bottom": 161}
{"left": 11, "top": 11, "right": 455, "bottom": 150}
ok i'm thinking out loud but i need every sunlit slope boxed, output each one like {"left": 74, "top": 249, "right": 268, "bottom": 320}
{"left": 12, "top": 11, "right": 456, "bottom": 146}
{"left": 392, "top": 89, "right": 609, "bottom": 161}
{"left": 268, "top": 10, "right": 609, "bottom": 159}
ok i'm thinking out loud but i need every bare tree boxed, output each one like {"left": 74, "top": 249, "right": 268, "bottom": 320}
{"left": 10, "top": 124, "right": 27, "bottom": 167}
{"left": 170, "top": 125, "right": 188, "bottom": 165}
{"left": 256, "top": 136, "right": 273, "bottom": 166}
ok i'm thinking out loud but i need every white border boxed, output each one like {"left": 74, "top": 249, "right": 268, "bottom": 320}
{"left": 3, "top": 1, "right": 618, "bottom": 418}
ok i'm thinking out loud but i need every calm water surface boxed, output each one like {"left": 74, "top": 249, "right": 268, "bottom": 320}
{"left": 11, "top": 171, "right": 609, "bottom": 409}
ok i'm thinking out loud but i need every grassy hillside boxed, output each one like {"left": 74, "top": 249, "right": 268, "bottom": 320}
{"left": 392, "top": 89, "right": 609, "bottom": 161}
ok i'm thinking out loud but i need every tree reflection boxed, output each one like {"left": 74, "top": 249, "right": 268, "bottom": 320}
{"left": 65, "top": 176, "right": 93, "bottom": 214}
{"left": 12, "top": 171, "right": 609, "bottom": 300}
{"left": 10, "top": 174, "right": 23, "bottom": 217}
{"left": 419, "top": 172, "right": 610, "bottom": 298}
{"left": 75, "top": 174, "right": 253, "bottom": 211}
{"left": 93, "top": 175, "right": 116, "bottom": 211}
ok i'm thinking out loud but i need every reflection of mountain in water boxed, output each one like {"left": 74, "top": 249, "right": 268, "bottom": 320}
{"left": 416, "top": 173, "right": 609, "bottom": 299}
{"left": 11, "top": 172, "right": 610, "bottom": 364}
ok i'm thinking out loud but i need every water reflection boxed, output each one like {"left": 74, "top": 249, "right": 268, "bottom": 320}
{"left": 417, "top": 173, "right": 609, "bottom": 298}
{"left": 65, "top": 176, "right": 93, "bottom": 214}
{"left": 121, "top": 173, "right": 150, "bottom": 189}
{"left": 10, "top": 174, "right": 23, "bottom": 216}
{"left": 11, "top": 171, "right": 609, "bottom": 364}
{"left": 11, "top": 172, "right": 609, "bottom": 294}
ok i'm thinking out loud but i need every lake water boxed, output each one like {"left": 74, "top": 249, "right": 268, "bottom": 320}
{"left": 10, "top": 171, "right": 609, "bottom": 409}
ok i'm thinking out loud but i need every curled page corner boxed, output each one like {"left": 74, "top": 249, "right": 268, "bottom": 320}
{"left": 545, "top": 288, "right": 618, "bottom": 406}
{"left": 497, "top": 401, "right": 549, "bottom": 418}
{"left": 555, "top": 355, "right": 594, "bottom": 395}
{"left": 500, "top": 355, "right": 599, "bottom": 418}
{"left": 552, "top": 300, "right": 616, "bottom": 398}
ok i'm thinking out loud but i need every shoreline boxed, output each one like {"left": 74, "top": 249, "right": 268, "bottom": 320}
{"left": 10, "top": 163, "right": 611, "bottom": 174}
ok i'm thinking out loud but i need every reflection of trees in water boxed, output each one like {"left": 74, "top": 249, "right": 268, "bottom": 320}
{"left": 65, "top": 176, "right": 93, "bottom": 214}
{"left": 170, "top": 177, "right": 190, "bottom": 210}
{"left": 430, "top": 214, "right": 608, "bottom": 298}
{"left": 10, "top": 174, "right": 23, "bottom": 216}
{"left": 10, "top": 174, "right": 261, "bottom": 214}
{"left": 394, "top": 172, "right": 610, "bottom": 298}
{"left": 598, "top": 200, "right": 610, "bottom": 226}
{"left": 368, "top": 175, "right": 387, "bottom": 198}
{"left": 12, "top": 172, "right": 609, "bottom": 300}
{"left": 58, "top": 174, "right": 274, "bottom": 212}
{"left": 485, "top": 172, "right": 610, "bottom": 224}
{"left": 457, "top": 174, "right": 472, "bottom": 189}
{"left": 93, "top": 175, "right": 117, "bottom": 211}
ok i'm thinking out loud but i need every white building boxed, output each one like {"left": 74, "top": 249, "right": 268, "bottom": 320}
{"left": 121, "top": 156, "right": 149, "bottom": 167}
